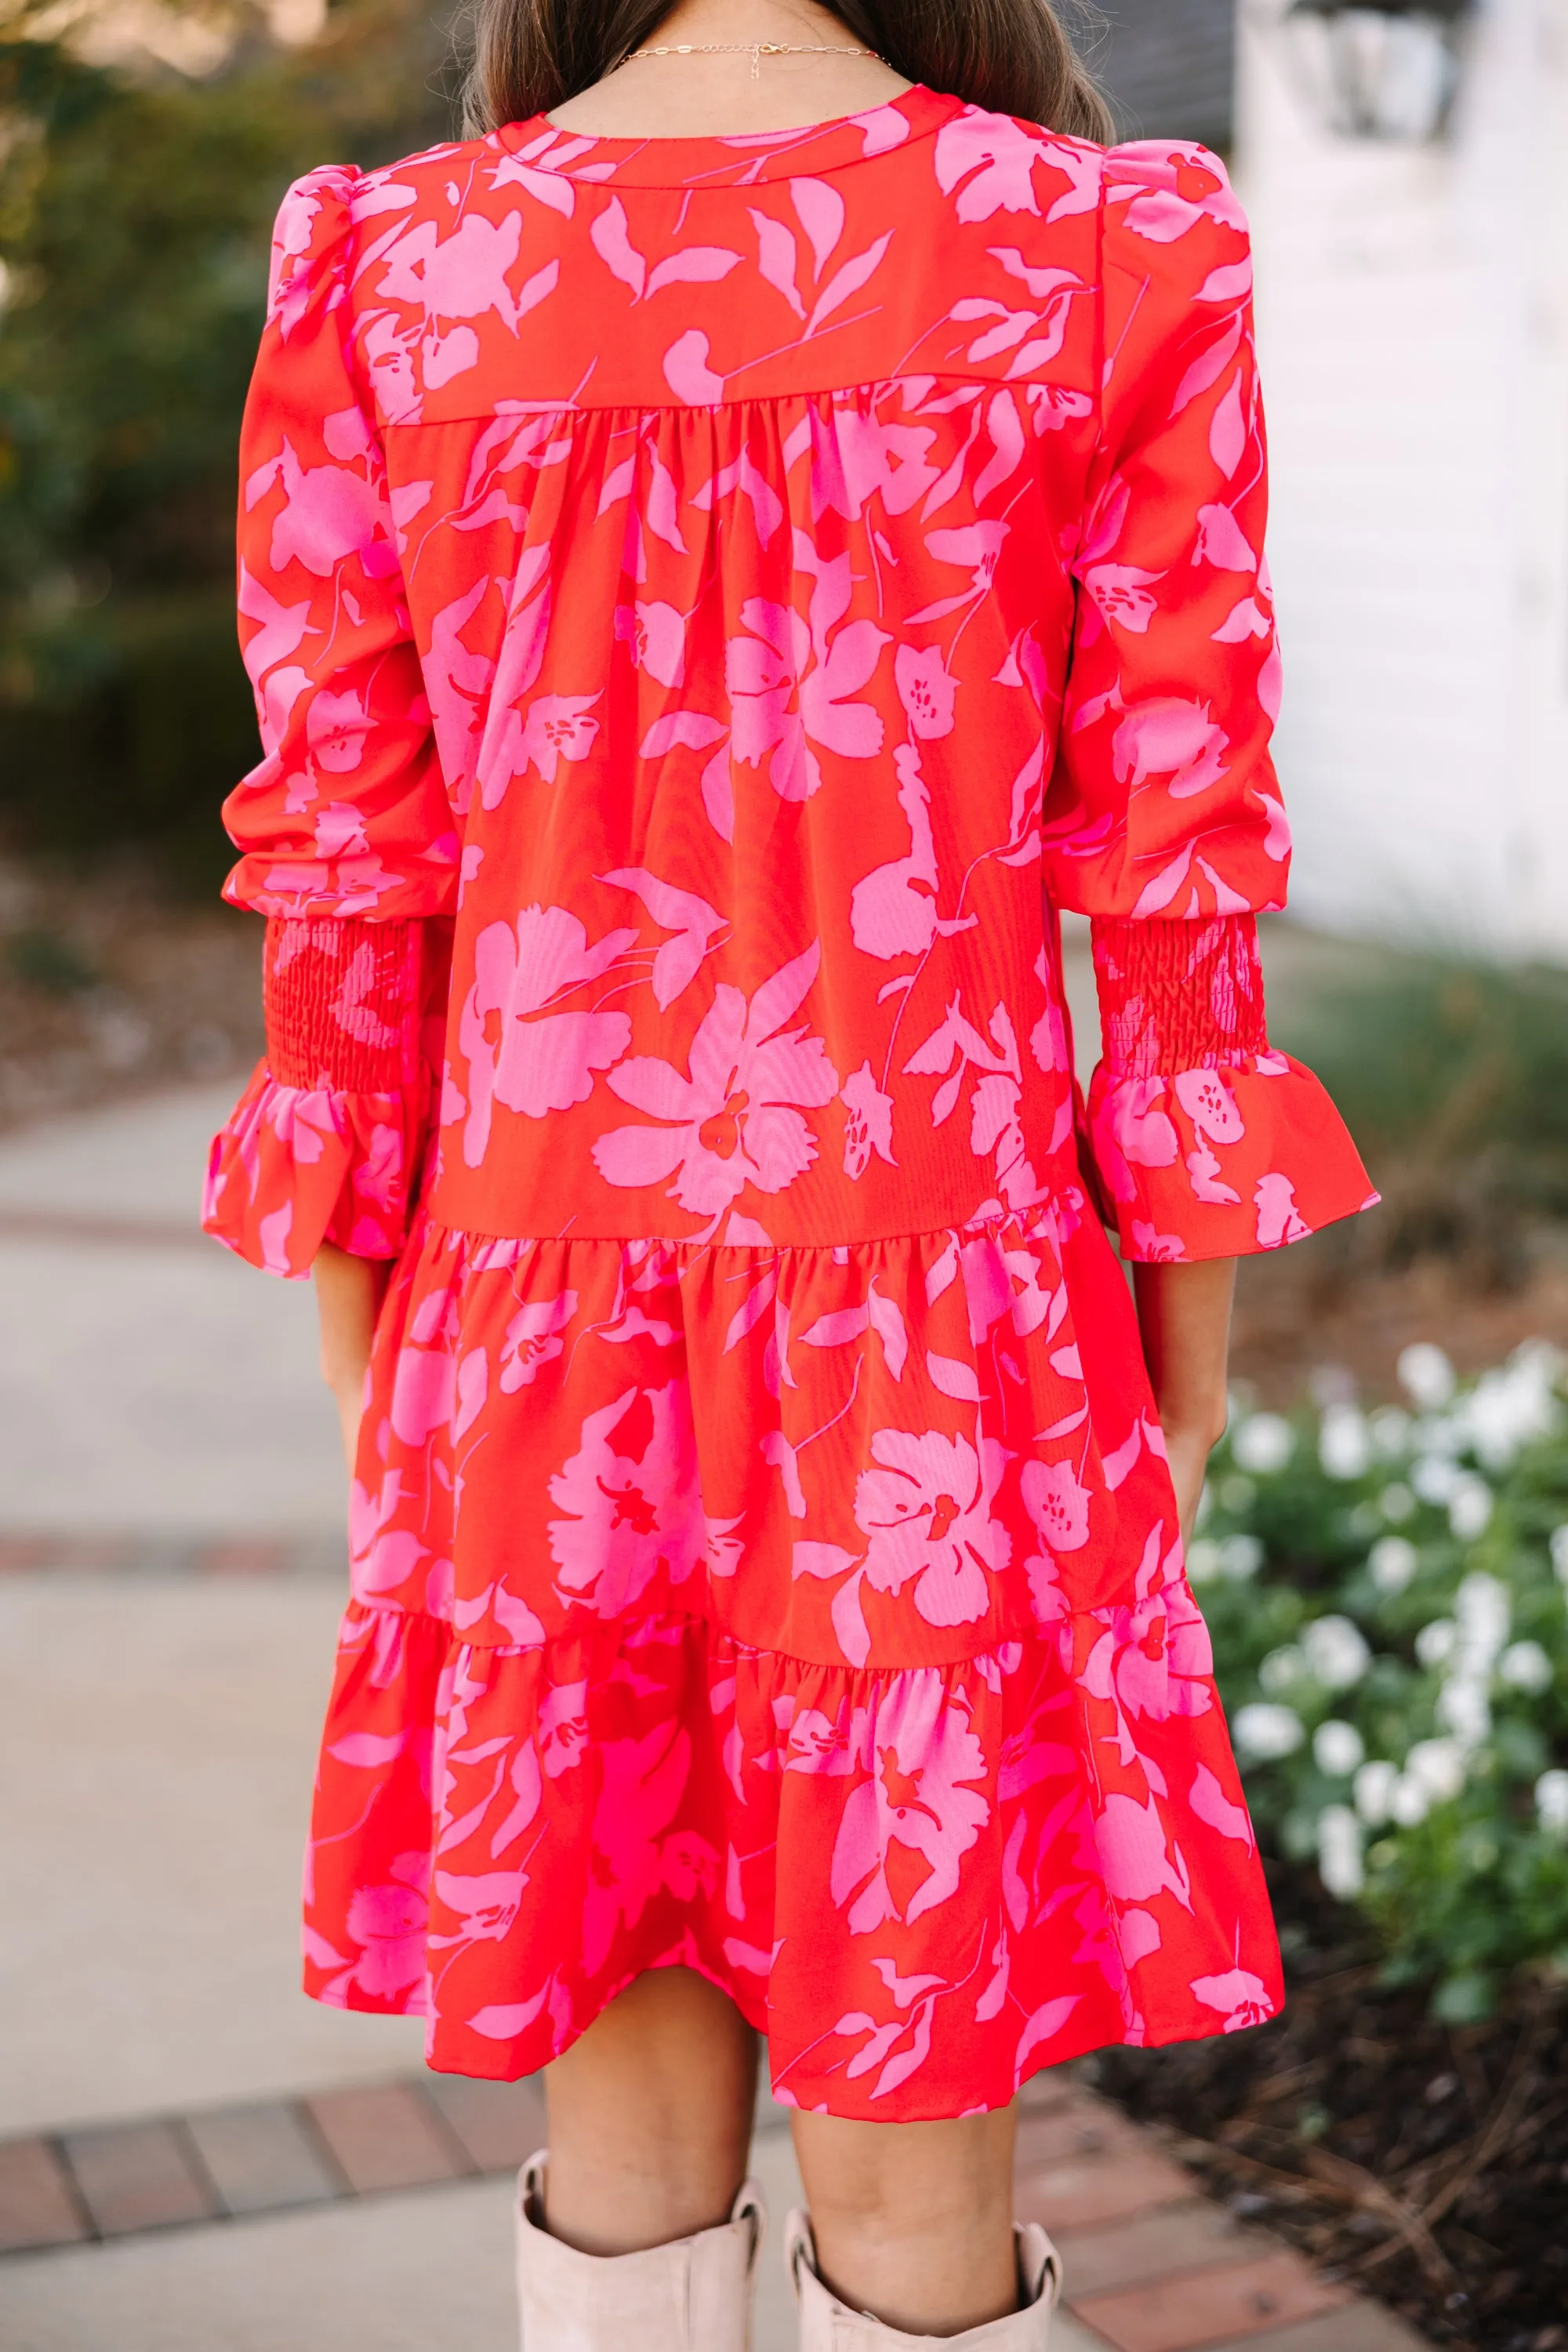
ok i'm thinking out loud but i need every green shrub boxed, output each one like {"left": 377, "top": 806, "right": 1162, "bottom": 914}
{"left": 1200, "top": 1342, "right": 1568, "bottom": 2019}
{"left": 1267, "top": 953, "right": 1568, "bottom": 1277}
{"left": 0, "top": 2, "right": 456, "bottom": 888}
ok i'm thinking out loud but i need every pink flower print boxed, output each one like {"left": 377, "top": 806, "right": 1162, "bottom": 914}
{"left": 1254, "top": 1172, "right": 1309, "bottom": 1249}
{"left": 1174, "top": 1069, "right": 1244, "bottom": 1143}
{"left": 934, "top": 111, "right": 1043, "bottom": 222}
{"left": 547, "top": 1383, "right": 705, "bottom": 1616}
{"left": 459, "top": 905, "right": 636, "bottom": 1165}
{"left": 615, "top": 599, "right": 686, "bottom": 688}
{"left": 1109, "top": 147, "right": 1249, "bottom": 248}
{"left": 1112, "top": 699, "right": 1231, "bottom": 800}
{"left": 854, "top": 1430, "right": 1011, "bottom": 1629}
{"left": 593, "top": 944, "right": 838, "bottom": 1218}
{"left": 583, "top": 1722, "right": 691, "bottom": 1973}
{"left": 1086, "top": 1584, "right": 1216, "bottom": 1728}
{"left": 522, "top": 692, "right": 601, "bottom": 784}
{"left": 815, "top": 406, "right": 942, "bottom": 523}
{"left": 377, "top": 213, "right": 559, "bottom": 387}
{"left": 539, "top": 1681, "right": 588, "bottom": 1777}
{"left": 1094, "top": 1077, "right": 1180, "bottom": 1207}
{"left": 246, "top": 441, "right": 392, "bottom": 581}
{"left": 923, "top": 521, "right": 1009, "bottom": 607}
{"left": 1131, "top": 1221, "right": 1189, "bottom": 1263}
{"left": 829, "top": 1674, "right": 989, "bottom": 1931}
{"left": 783, "top": 1702, "right": 855, "bottom": 1775}
{"left": 1021, "top": 1458, "right": 1091, "bottom": 1555}
{"left": 342, "top": 1866, "right": 429, "bottom": 2001}
{"left": 895, "top": 644, "right": 957, "bottom": 739}
{"left": 499, "top": 1289, "right": 579, "bottom": 1392}
{"left": 306, "top": 687, "right": 372, "bottom": 773}
{"left": 1086, "top": 565, "right": 1164, "bottom": 635}
{"left": 1189, "top": 1968, "right": 1274, "bottom": 2032}
{"left": 850, "top": 744, "right": 941, "bottom": 961}
{"left": 840, "top": 1061, "right": 897, "bottom": 1181}
{"left": 431, "top": 1867, "right": 527, "bottom": 1948}
{"left": 726, "top": 552, "right": 888, "bottom": 804}
{"left": 1088, "top": 1792, "right": 1192, "bottom": 1911}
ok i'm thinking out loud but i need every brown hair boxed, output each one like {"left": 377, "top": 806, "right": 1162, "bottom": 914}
{"left": 461, "top": 0, "right": 1113, "bottom": 145}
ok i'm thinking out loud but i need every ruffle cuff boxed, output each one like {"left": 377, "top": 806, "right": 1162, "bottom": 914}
{"left": 201, "top": 1061, "right": 432, "bottom": 1276}
{"left": 1086, "top": 1050, "right": 1378, "bottom": 1263}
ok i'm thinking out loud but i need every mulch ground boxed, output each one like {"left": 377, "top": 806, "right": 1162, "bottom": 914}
{"left": 1089, "top": 1861, "right": 1568, "bottom": 2352}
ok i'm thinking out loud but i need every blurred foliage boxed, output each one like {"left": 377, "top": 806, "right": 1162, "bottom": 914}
{"left": 0, "top": 0, "right": 457, "bottom": 888}
{"left": 1269, "top": 953, "right": 1568, "bottom": 1283}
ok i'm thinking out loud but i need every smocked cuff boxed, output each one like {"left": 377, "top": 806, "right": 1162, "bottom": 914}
{"left": 1091, "top": 915, "right": 1267, "bottom": 1073}
{"left": 1085, "top": 1051, "right": 1378, "bottom": 1263}
{"left": 201, "top": 1060, "right": 431, "bottom": 1277}
{"left": 264, "top": 916, "right": 425, "bottom": 1089}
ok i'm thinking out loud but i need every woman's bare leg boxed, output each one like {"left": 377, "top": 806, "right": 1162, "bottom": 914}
{"left": 791, "top": 2107, "right": 1020, "bottom": 2337}
{"left": 541, "top": 1966, "right": 759, "bottom": 2255}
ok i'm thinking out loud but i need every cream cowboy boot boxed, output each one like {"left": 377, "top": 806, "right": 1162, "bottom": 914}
{"left": 786, "top": 2208, "right": 1062, "bottom": 2351}
{"left": 515, "top": 2151, "right": 765, "bottom": 2350}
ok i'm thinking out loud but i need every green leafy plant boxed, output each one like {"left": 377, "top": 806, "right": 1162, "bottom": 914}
{"left": 0, "top": 0, "right": 456, "bottom": 884}
{"left": 1198, "top": 1340, "right": 1568, "bottom": 2020}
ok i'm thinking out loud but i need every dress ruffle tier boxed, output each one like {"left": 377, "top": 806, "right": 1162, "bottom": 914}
{"left": 308, "top": 1592, "right": 1279, "bottom": 2115}
{"left": 278, "top": 1195, "right": 1286, "bottom": 2115}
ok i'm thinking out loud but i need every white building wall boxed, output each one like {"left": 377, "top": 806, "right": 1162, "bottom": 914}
{"left": 1235, "top": 0, "right": 1568, "bottom": 960}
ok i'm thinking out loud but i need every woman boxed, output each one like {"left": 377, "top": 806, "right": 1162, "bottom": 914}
{"left": 204, "top": 0, "right": 1374, "bottom": 2341}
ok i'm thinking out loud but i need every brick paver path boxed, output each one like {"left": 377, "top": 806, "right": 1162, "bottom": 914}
{"left": 0, "top": 2066, "right": 1428, "bottom": 2350}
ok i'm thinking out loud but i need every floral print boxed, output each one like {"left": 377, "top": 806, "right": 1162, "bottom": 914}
{"left": 205, "top": 85, "right": 1374, "bottom": 2115}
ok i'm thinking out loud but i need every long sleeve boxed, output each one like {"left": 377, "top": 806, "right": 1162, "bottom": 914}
{"left": 202, "top": 167, "right": 459, "bottom": 1278}
{"left": 1044, "top": 142, "right": 1374, "bottom": 1261}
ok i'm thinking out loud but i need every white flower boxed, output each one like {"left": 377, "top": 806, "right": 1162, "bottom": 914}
{"left": 1412, "top": 1455, "right": 1461, "bottom": 1506}
{"left": 1460, "top": 1349, "right": 1562, "bottom": 1469}
{"left": 1218, "top": 1534, "right": 1265, "bottom": 1581}
{"left": 1258, "top": 1645, "right": 1306, "bottom": 1695}
{"left": 1551, "top": 1525, "right": 1568, "bottom": 1586}
{"left": 1319, "top": 1403, "right": 1371, "bottom": 1481}
{"left": 1369, "top": 1536, "right": 1419, "bottom": 1595}
{"left": 1498, "top": 1639, "right": 1553, "bottom": 1694}
{"left": 1232, "top": 1413, "right": 1294, "bottom": 1475}
{"left": 1314, "top": 1719, "right": 1366, "bottom": 1777}
{"left": 1379, "top": 1483, "right": 1417, "bottom": 1523}
{"left": 1436, "top": 1673, "right": 1491, "bottom": 1748}
{"left": 1369, "top": 1406, "right": 1413, "bottom": 1459}
{"left": 1448, "top": 1478, "right": 1494, "bottom": 1542}
{"left": 1234, "top": 1702, "right": 1306, "bottom": 1762}
{"left": 1317, "top": 1803, "right": 1365, "bottom": 1899}
{"left": 1301, "top": 1614, "right": 1372, "bottom": 1691}
{"left": 1405, "top": 1737, "right": 1467, "bottom": 1802}
{"left": 1455, "top": 1571, "right": 1509, "bottom": 1665}
{"left": 1399, "top": 1342, "right": 1456, "bottom": 1410}
{"left": 1415, "top": 1618, "right": 1457, "bottom": 1668}
{"left": 1536, "top": 1768, "right": 1568, "bottom": 1836}
{"left": 1354, "top": 1759, "right": 1399, "bottom": 1825}
{"left": 1388, "top": 1775, "right": 1431, "bottom": 1826}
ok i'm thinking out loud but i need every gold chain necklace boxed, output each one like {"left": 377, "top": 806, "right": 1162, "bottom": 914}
{"left": 622, "top": 38, "right": 882, "bottom": 80}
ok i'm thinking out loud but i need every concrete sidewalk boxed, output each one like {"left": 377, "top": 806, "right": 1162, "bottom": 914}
{"left": 0, "top": 1079, "right": 1428, "bottom": 2352}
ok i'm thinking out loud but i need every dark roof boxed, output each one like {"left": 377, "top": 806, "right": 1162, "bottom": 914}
{"left": 1078, "top": 0, "right": 1237, "bottom": 153}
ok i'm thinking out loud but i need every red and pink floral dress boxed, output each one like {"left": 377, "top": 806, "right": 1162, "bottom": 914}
{"left": 205, "top": 85, "right": 1374, "bottom": 2120}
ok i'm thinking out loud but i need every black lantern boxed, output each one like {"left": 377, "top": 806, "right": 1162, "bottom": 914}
{"left": 1279, "top": 1, "right": 1472, "bottom": 140}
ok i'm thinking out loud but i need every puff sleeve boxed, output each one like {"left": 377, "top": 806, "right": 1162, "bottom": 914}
{"left": 202, "top": 168, "right": 459, "bottom": 1277}
{"left": 1043, "top": 143, "right": 1374, "bottom": 1262}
